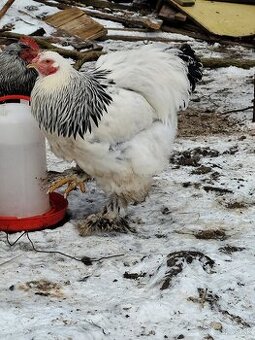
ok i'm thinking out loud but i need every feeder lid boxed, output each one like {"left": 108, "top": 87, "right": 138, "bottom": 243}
{"left": 0, "top": 193, "right": 68, "bottom": 233}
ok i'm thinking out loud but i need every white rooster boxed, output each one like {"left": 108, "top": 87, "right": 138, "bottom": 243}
{"left": 28, "top": 44, "right": 202, "bottom": 235}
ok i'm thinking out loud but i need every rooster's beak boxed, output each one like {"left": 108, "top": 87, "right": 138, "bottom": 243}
{"left": 27, "top": 63, "right": 37, "bottom": 69}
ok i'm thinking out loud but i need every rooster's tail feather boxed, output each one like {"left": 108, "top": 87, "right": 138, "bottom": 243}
{"left": 179, "top": 44, "right": 203, "bottom": 92}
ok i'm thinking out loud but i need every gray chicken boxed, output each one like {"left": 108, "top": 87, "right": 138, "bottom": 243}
{"left": 0, "top": 36, "right": 39, "bottom": 97}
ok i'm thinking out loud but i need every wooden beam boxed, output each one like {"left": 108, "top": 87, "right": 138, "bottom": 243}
{"left": 82, "top": 8, "right": 163, "bottom": 30}
{"left": 55, "top": 0, "right": 133, "bottom": 11}
{"left": 0, "top": 0, "right": 16, "bottom": 20}
{"left": 33, "top": 0, "right": 68, "bottom": 10}
{"left": 201, "top": 57, "right": 255, "bottom": 69}
{"left": 34, "top": 0, "right": 162, "bottom": 30}
{"left": 103, "top": 33, "right": 189, "bottom": 43}
{"left": 0, "top": 31, "right": 104, "bottom": 61}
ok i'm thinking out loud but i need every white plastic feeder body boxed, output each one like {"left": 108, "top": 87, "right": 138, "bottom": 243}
{"left": 0, "top": 99, "right": 50, "bottom": 217}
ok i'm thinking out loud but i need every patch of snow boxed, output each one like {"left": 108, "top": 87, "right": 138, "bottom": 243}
{"left": 0, "top": 0, "right": 57, "bottom": 35}
{"left": 106, "top": 29, "right": 194, "bottom": 42}
{"left": 0, "top": 2, "right": 255, "bottom": 339}
{"left": 93, "top": 18, "right": 124, "bottom": 29}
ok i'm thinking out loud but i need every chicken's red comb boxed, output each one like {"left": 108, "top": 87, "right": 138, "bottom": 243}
{"left": 19, "top": 36, "right": 40, "bottom": 51}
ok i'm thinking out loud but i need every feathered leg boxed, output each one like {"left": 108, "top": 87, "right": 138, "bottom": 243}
{"left": 77, "top": 194, "right": 135, "bottom": 236}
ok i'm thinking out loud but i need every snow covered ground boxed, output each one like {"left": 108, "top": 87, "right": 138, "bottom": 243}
{"left": 0, "top": 1, "right": 255, "bottom": 339}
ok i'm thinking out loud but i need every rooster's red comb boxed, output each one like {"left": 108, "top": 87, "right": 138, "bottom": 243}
{"left": 19, "top": 36, "right": 39, "bottom": 51}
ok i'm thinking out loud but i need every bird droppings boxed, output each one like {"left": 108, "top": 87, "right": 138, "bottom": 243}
{"left": 222, "top": 145, "right": 239, "bottom": 155}
{"left": 218, "top": 245, "right": 246, "bottom": 254}
{"left": 24, "top": 5, "right": 38, "bottom": 11}
{"left": 161, "top": 206, "right": 171, "bottom": 215}
{"left": 182, "top": 181, "right": 201, "bottom": 189}
{"left": 191, "top": 165, "right": 212, "bottom": 175}
{"left": 194, "top": 229, "right": 227, "bottom": 240}
{"left": 123, "top": 271, "right": 147, "bottom": 280}
{"left": 202, "top": 186, "right": 233, "bottom": 194}
{"left": 9, "top": 285, "right": 15, "bottom": 291}
{"left": 154, "top": 233, "right": 168, "bottom": 238}
{"left": 204, "top": 335, "right": 214, "bottom": 340}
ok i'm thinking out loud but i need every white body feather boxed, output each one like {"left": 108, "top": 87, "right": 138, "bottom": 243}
{"left": 36, "top": 46, "right": 191, "bottom": 200}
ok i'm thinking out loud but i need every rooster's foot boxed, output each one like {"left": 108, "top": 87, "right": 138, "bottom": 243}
{"left": 47, "top": 167, "right": 91, "bottom": 198}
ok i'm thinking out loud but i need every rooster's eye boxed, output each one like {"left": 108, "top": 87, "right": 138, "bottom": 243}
{"left": 44, "top": 59, "right": 51, "bottom": 64}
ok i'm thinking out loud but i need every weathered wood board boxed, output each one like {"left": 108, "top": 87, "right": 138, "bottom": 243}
{"left": 45, "top": 8, "right": 107, "bottom": 41}
{"left": 173, "top": 0, "right": 195, "bottom": 6}
{"left": 159, "top": 4, "right": 187, "bottom": 22}
{"left": 167, "top": 0, "right": 255, "bottom": 37}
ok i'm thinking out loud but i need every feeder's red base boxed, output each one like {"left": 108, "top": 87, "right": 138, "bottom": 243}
{"left": 0, "top": 193, "right": 68, "bottom": 233}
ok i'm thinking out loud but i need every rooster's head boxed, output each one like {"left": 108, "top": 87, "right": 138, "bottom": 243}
{"left": 17, "top": 36, "right": 40, "bottom": 63}
{"left": 28, "top": 51, "right": 71, "bottom": 76}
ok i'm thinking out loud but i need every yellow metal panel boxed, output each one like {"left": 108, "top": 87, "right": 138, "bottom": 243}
{"left": 169, "top": 0, "right": 255, "bottom": 36}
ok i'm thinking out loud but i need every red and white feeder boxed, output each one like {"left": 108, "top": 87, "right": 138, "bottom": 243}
{"left": 0, "top": 95, "right": 67, "bottom": 233}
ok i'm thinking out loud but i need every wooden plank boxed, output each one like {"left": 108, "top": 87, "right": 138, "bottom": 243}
{"left": 159, "top": 4, "right": 186, "bottom": 22}
{"left": 175, "top": 12, "right": 187, "bottom": 21}
{"left": 80, "top": 7, "right": 163, "bottom": 30}
{"left": 46, "top": 8, "right": 84, "bottom": 27}
{"left": 45, "top": 8, "right": 107, "bottom": 41}
{"left": 159, "top": 4, "right": 178, "bottom": 20}
{"left": 0, "top": 0, "right": 16, "bottom": 21}
{"left": 60, "top": 19, "right": 107, "bottom": 41}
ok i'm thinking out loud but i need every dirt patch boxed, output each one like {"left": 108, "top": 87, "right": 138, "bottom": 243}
{"left": 188, "top": 288, "right": 250, "bottom": 328}
{"left": 170, "top": 147, "right": 219, "bottom": 167}
{"left": 123, "top": 272, "right": 146, "bottom": 280}
{"left": 182, "top": 181, "right": 201, "bottom": 189}
{"left": 225, "top": 202, "right": 247, "bottom": 209}
{"left": 170, "top": 150, "right": 200, "bottom": 167}
{"left": 178, "top": 108, "right": 239, "bottom": 137}
{"left": 18, "top": 279, "right": 65, "bottom": 298}
{"left": 194, "top": 229, "right": 227, "bottom": 241}
{"left": 219, "top": 199, "right": 248, "bottom": 209}
{"left": 160, "top": 251, "right": 215, "bottom": 290}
